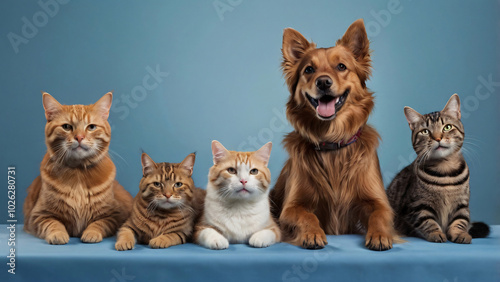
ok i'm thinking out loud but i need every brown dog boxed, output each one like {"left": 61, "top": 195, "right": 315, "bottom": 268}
{"left": 270, "top": 19, "right": 395, "bottom": 251}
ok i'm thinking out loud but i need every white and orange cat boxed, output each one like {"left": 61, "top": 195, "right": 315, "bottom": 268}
{"left": 194, "top": 141, "right": 281, "bottom": 249}
{"left": 24, "top": 92, "right": 133, "bottom": 245}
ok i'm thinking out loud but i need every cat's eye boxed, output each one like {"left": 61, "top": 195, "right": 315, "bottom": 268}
{"left": 250, "top": 168, "right": 259, "bottom": 175}
{"left": 227, "top": 167, "right": 236, "bottom": 174}
{"left": 419, "top": 129, "right": 429, "bottom": 135}
{"left": 87, "top": 124, "right": 97, "bottom": 131}
{"left": 304, "top": 66, "right": 315, "bottom": 74}
{"left": 337, "top": 63, "right": 346, "bottom": 71}
{"left": 153, "top": 182, "right": 161, "bottom": 187}
{"left": 62, "top": 124, "right": 73, "bottom": 131}
{"left": 443, "top": 124, "right": 453, "bottom": 132}
{"left": 174, "top": 182, "right": 183, "bottom": 188}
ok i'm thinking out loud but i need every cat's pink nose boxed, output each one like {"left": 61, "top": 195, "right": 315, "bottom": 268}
{"left": 75, "top": 134, "right": 85, "bottom": 143}
{"left": 165, "top": 193, "right": 172, "bottom": 199}
{"left": 435, "top": 137, "right": 442, "bottom": 142}
{"left": 240, "top": 179, "right": 247, "bottom": 185}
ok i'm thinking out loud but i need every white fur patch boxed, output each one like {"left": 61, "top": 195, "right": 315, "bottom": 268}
{"left": 204, "top": 182, "right": 272, "bottom": 243}
{"left": 249, "top": 229, "right": 276, "bottom": 248}
{"left": 197, "top": 228, "right": 229, "bottom": 250}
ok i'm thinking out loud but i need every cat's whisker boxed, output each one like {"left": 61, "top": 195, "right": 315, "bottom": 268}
{"left": 461, "top": 147, "right": 480, "bottom": 168}
{"left": 146, "top": 200, "right": 159, "bottom": 216}
{"left": 176, "top": 205, "right": 186, "bottom": 220}
{"left": 177, "top": 202, "right": 194, "bottom": 218}
{"left": 108, "top": 149, "right": 129, "bottom": 167}
{"left": 463, "top": 135, "right": 485, "bottom": 144}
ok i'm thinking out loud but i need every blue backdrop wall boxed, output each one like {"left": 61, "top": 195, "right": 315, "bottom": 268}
{"left": 1, "top": 0, "right": 498, "bottom": 224}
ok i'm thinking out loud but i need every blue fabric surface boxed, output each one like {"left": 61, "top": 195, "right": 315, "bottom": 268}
{"left": 1, "top": 225, "right": 499, "bottom": 282}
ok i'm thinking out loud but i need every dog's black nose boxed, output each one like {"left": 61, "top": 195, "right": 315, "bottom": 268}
{"left": 316, "top": 76, "right": 333, "bottom": 91}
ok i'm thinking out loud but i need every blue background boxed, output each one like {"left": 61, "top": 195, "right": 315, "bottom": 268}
{"left": 0, "top": 0, "right": 498, "bottom": 225}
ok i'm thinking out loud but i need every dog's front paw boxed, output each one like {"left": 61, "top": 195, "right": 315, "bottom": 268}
{"left": 81, "top": 229, "right": 103, "bottom": 243}
{"left": 46, "top": 230, "right": 70, "bottom": 245}
{"left": 197, "top": 228, "right": 229, "bottom": 250}
{"left": 365, "top": 231, "right": 393, "bottom": 251}
{"left": 299, "top": 228, "right": 328, "bottom": 249}
{"left": 426, "top": 231, "right": 447, "bottom": 243}
{"left": 249, "top": 229, "right": 277, "bottom": 248}
{"left": 448, "top": 231, "right": 471, "bottom": 244}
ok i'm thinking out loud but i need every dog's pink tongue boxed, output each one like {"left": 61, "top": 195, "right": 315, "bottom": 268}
{"left": 317, "top": 99, "right": 336, "bottom": 117}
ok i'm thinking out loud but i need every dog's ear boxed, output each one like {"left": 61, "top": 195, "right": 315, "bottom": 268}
{"left": 404, "top": 107, "right": 423, "bottom": 131}
{"left": 337, "top": 19, "right": 370, "bottom": 61}
{"left": 282, "top": 28, "right": 312, "bottom": 64}
{"left": 441, "top": 94, "right": 461, "bottom": 120}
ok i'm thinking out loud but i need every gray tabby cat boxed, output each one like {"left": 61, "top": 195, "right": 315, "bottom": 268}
{"left": 386, "top": 94, "right": 489, "bottom": 243}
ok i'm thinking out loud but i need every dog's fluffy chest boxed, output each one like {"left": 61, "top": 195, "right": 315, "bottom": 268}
{"left": 313, "top": 149, "right": 366, "bottom": 234}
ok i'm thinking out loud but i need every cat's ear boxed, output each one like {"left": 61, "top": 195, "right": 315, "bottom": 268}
{"left": 42, "top": 92, "right": 63, "bottom": 122}
{"left": 180, "top": 153, "right": 196, "bottom": 176}
{"left": 282, "top": 28, "right": 312, "bottom": 64}
{"left": 254, "top": 142, "right": 272, "bottom": 166}
{"left": 337, "top": 19, "right": 370, "bottom": 61}
{"left": 211, "top": 140, "right": 230, "bottom": 165}
{"left": 404, "top": 106, "right": 423, "bottom": 130}
{"left": 141, "top": 153, "right": 157, "bottom": 176}
{"left": 442, "top": 94, "right": 461, "bottom": 120}
{"left": 93, "top": 92, "right": 113, "bottom": 120}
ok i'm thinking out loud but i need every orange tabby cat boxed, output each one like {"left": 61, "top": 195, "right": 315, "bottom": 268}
{"left": 115, "top": 153, "right": 205, "bottom": 250}
{"left": 23, "top": 92, "right": 133, "bottom": 244}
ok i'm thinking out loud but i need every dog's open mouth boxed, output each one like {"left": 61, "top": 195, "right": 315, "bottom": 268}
{"left": 306, "top": 89, "right": 349, "bottom": 120}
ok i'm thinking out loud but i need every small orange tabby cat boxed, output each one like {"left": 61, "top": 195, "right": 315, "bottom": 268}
{"left": 115, "top": 153, "right": 205, "bottom": 250}
{"left": 194, "top": 141, "right": 281, "bottom": 249}
{"left": 24, "top": 92, "right": 133, "bottom": 244}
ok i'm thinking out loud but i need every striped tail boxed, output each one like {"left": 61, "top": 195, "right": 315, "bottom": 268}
{"left": 469, "top": 222, "right": 490, "bottom": 238}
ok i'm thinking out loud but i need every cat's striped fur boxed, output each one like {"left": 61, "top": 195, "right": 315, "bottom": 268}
{"left": 24, "top": 92, "right": 133, "bottom": 244}
{"left": 115, "top": 153, "right": 205, "bottom": 250}
{"left": 386, "top": 94, "right": 489, "bottom": 243}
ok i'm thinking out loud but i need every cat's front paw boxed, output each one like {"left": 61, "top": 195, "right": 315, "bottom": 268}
{"left": 115, "top": 240, "right": 135, "bottom": 251}
{"left": 197, "top": 228, "right": 229, "bottom": 250}
{"left": 426, "top": 231, "right": 447, "bottom": 243}
{"left": 249, "top": 229, "right": 277, "bottom": 248}
{"left": 149, "top": 236, "right": 173, "bottom": 249}
{"left": 46, "top": 230, "right": 70, "bottom": 245}
{"left": 299, "top": 228, "right": 328, "bottom": 249}
{"left": 81, "top": 229, "right": 103, "bottom": 243}
{"left": 365, "top": 231, "right": 393, "bottom": 251}
{"left": 448, "top": 232, "right": 472, "bottom": 244}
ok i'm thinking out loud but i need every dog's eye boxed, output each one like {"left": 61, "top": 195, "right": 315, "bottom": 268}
{"left": 337, "top": 63, "right": 346, "bottom": 71}
{"left": 304, "top": 66, "right": 315, "bottom": 74}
